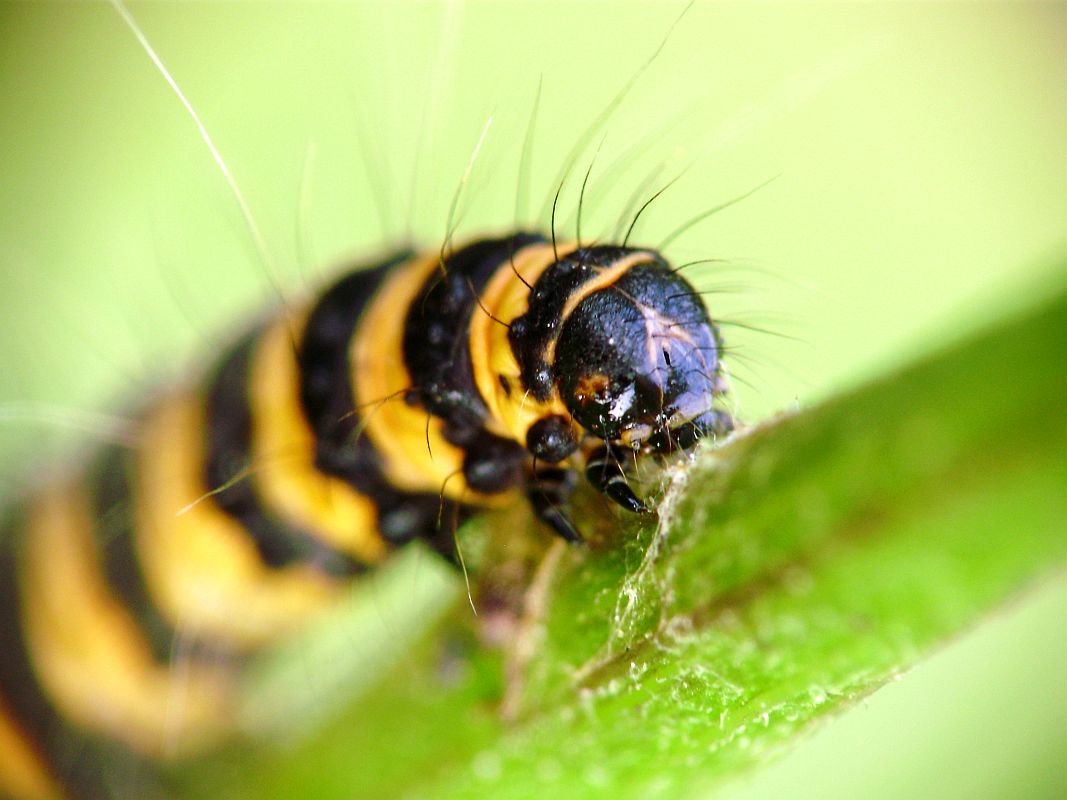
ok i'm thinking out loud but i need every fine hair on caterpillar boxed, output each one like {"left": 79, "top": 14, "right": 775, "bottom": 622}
{"left": 0, "top": 3, "right": 790, "bottom": 799}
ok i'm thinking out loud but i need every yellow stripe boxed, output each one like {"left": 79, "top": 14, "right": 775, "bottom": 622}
{"left": 0, "top": 696, "right": 63, "bottom": 800}
{"left": 350, "top": 252, "right": 485, "bottom": 500}
{"left": 248, "top": 316, "right": 386, "bottom": 565}
{"left": 135, "top": 389, "right": 340, "bottom": 650}
{"left": 469, "top": 242, "right": 578, "bottom": 444}
{"left": 21, "top": 482, "right": 232, "bottom": 760}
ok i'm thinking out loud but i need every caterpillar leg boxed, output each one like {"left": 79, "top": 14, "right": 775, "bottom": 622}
{"left": 585, "top": 445, "right": 649, "bottom": 514}
{"left": 525, "top": 467, "right": 581, "bottom": 543}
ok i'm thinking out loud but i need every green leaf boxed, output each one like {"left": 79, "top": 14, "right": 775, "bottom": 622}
{"left": 180, "top": 270, "right": 1065, "bottom": 800}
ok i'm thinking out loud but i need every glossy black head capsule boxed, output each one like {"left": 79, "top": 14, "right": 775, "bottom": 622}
{"left": 553, "top": 252, "right": 732, "bottom": 454}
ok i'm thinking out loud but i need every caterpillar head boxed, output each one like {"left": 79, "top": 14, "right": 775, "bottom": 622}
{"left": 553, "top": 255, "right": 732, "bottom": 454}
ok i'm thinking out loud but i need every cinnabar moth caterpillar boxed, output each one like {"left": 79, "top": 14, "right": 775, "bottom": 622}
{"left": 0, "top": 231, "right": 732, "bottom": 800}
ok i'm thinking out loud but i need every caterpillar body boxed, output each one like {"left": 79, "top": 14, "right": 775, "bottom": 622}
{"left": 0, "top": 232, "right": 732, "bottom": 799}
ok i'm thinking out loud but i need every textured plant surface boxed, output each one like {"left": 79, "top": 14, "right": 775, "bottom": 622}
{"left": 166, "top": 269, "right": 1067, "bottom": 800}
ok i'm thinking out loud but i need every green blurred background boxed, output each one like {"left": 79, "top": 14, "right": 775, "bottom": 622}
{"left": 0, "top": 2, "right": 1064, "bottom": 798}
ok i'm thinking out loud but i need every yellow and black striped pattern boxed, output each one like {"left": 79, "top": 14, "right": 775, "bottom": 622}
{"left": 0, "top": 232, "right": 729, "bottom": 799}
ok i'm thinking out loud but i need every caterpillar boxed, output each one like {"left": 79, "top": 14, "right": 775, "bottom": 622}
{"left": 0, "top": 3, "right": 755, "bottom": 799}
{"left": 0, "top": 229, "right": 734, "bottom": 798}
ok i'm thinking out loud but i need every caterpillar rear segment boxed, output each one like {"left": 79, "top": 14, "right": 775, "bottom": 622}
{"left": 0, "top": 233, "right": 731, "bottom": 799}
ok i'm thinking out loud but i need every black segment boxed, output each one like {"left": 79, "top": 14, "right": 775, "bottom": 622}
{"left": 402, "top": 233, "right": 543, "bottom": 441}
{"left": 91, "top": 444, "right": 181, "bottom": 664}
{"left": 299, "top": 252, "right": 409, "bottom": 443}
{"left": 394, "top": 236, "right": 542, "bottom": 505}
{"left": 525, "top": 415, "right": 578, "bottom": 463}
{"left": 509, "top": 246, "right": 659, "bottom": 401}
{"left": 0, "top": 518, "right": 132, "bottom": 799}
{"left": 461, "top": 429, "right": 527, "bottom": 495}
{"left": 525, "top": 467, "right": 581, "bottom": 543}
{"left": 585, "top": 445, "right": 650, "bottom": 513}
{"left": 296, "top": 258, "right": 475, "bottom": 548}
{"left": 204, "top": 331, "right": 367, "bottom": 578}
